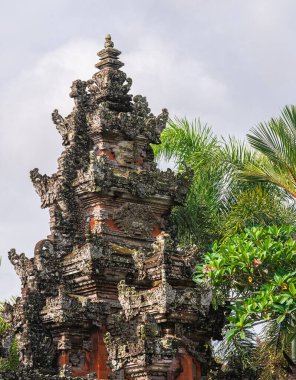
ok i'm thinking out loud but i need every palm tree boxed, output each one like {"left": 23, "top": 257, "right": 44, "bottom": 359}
{"left": 153, "top": 118, "right": 223, "bottom": 248}
{"left": 153, "top": 117, "right": 295, "bottom": 248}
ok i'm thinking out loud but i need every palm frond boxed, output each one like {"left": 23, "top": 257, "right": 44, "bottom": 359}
{"left": 152, "top": 117, "right": 220, "bottom": 167}
{"left": 221, "top": 136, "right": 253, "bottom": 166}
{"left": 242, "top": 105, "right": 296, "bottom": 198}
{"left": 221, "top": 186, "right": 296, "bottom": 239}
{"left": 241, "top": 157, "right": 296, "bottom": 197}
{"left": 281, "top": 105, "right": 296, "bottom": 139}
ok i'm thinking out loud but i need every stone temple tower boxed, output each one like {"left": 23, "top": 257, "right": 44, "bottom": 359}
{"left": 3, "top": 35, "right": 224, "bottom": 380}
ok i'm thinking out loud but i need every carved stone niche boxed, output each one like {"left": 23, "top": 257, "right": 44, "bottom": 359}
{"left": 113, "top": 202, "right": 158, "bottom": 238}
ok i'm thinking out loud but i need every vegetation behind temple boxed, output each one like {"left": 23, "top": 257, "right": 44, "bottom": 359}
{"left": 153, "top": 116, "right": 296, "bottom": 249}
{"left": 153, "top": 110, "right": 296, "bottom": 379}
{"left": 0, "top": 302, "right": 19, "bottom": 371}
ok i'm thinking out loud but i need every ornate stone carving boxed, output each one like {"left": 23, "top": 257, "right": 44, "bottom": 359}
{"left": 52, "top": 109, "right": 73, "bottom": 146}
{"left": 8, "top": 249, "right": 33, "bottom": 287}
{"left": 113, "top": 203, "right": 158, "bottom": 237}
{"left": 2, "top": 35, "right": 225, "bottom": 380}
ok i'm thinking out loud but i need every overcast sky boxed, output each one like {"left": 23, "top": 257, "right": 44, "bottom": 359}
{"left": 1, "top": 0, "right": 296, "bottom": 299}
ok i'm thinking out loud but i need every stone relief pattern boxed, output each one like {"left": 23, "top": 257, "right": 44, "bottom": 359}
{"left": 113, "top": 203, "right": 158, "bottom": 238}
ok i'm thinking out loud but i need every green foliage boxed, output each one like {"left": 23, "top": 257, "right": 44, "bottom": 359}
{"left": 153, "top": 118, "right": 295, "bottom": 249}
{"left": 195, "top": 226, "right": 296, "bottom": 342}
{"left": 153, "top": 117, "right": 220, "bottom": 168}
{"left": 222, "top": 186, "right": 296, "bottom": 238}
{"left": 0, "top": 302, "right": 19, "bottom": 371}
{"left": 241, "top": 105, "right": 296, "bottom": 198}
{"left": 169, "top": 184, "right": 221, "bottom": 249}
{"left": 154, "top": 113, "right": 296, "bottom": 377}
{"left": 153, "top": 118, "right": 224, "bottom": 249}
{"left": 0, "top": 338, "right": 19, "bottom": 372}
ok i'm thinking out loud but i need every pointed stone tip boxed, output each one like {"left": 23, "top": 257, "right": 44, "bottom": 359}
{"left": 104, "top": 34, "right": 114, "bottom": 48}
{"left": 95, "top": 34, "right": 123, "bottom": 70}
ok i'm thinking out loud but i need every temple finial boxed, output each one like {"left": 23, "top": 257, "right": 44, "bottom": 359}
{"left": 95, "top": 34, "right": 124, "bottom": 70}
{"left": 104, "top": 34, "right": 114, "bottom": 48}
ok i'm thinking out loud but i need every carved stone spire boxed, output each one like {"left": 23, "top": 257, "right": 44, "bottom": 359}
{"left": 95, "top": 34, "right": 124, "bottom": 70}
{"left": 4, "top": 35, "right": 225, "bottom": 380}
{"left": 91, "top": 34, "right": 132, "bottom": 111}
